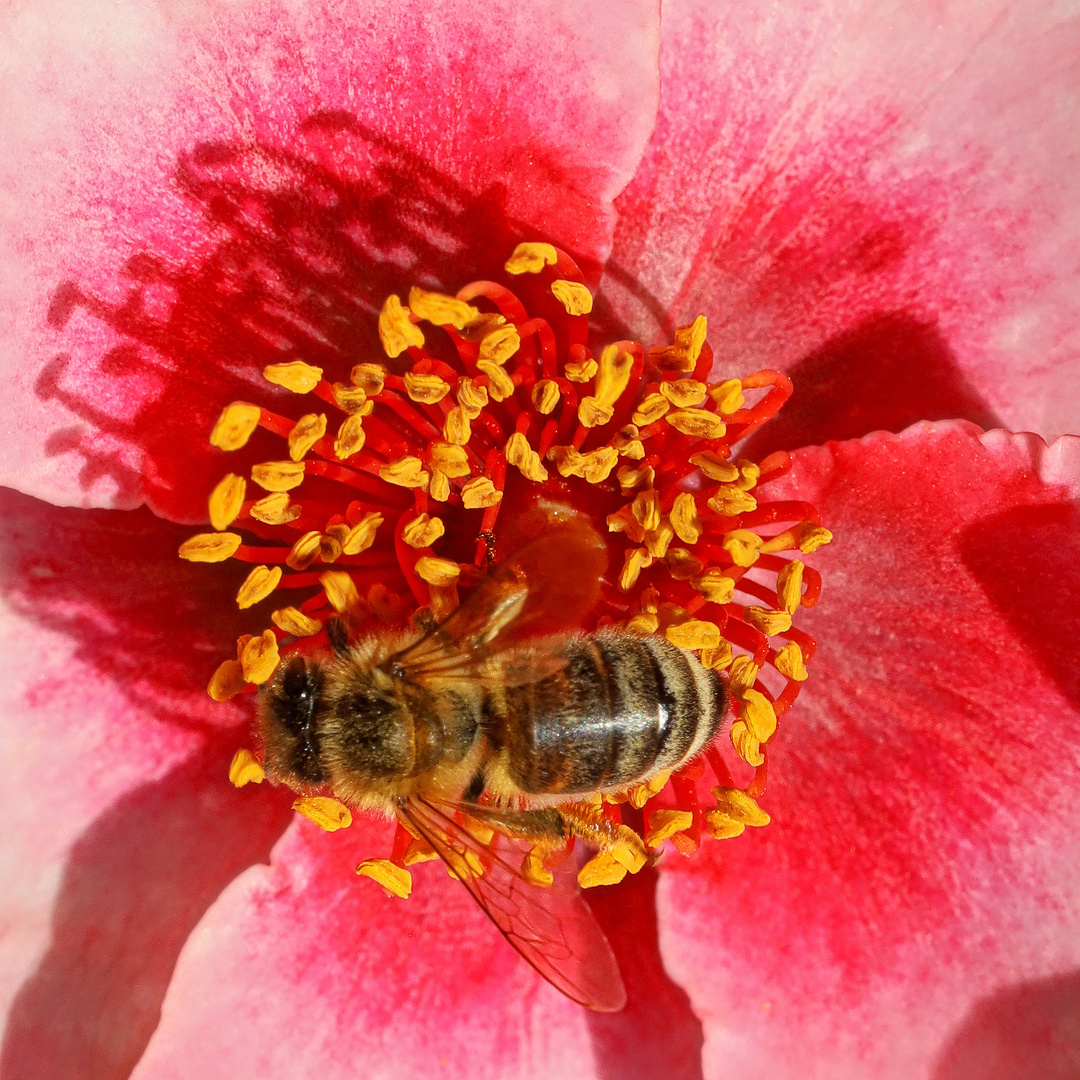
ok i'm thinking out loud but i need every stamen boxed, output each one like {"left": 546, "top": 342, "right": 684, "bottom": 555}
{"left": 240, "top": 630, "right": 280, "bottom": 684}
{"left": 237, "top": 565, "right": 282, "bottom": 609}
{"left": 357, "top": 859, "right": 412, "bottom": 898}
{"left": 504, "top": 242, "right": 558, "bottom": 274}
{"left": 264, "top": 361, "right": 324, "bottom": 394}
{"left": 208, "top": 474, "right": 246, "bottom": 531}
{"left": 229, "top": 748, "right": 266, "bottom": 787}
{"left": 551, "top": 280, "right": 593, "bottom": 315}
{"left": 578, "top": 852, "right": 628, "bottom": 888}
{"left": 210, "top": 402, "right": 262, "bottom": 451}
{"left": 378, "top": 295, "right": 424, "bottom": 358}
{"left": 179, "top": 533, "right": 242, "bottom": 562}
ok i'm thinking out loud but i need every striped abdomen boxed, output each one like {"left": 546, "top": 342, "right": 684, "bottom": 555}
{"left": 489, "top": 630, "right": 726, "bottom": 795}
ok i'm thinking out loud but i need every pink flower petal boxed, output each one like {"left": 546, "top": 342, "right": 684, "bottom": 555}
{"left": 1, "top": 0, "right": 660, "bottom": 517}
{"left": 603, "top": 0, "right": 1080, "bottom": 444}
{"left": 656, "top": 422, "right": 1080, "bottom": 1079}
{"left": 127, "top": 819, "right": 696, "bottom": 1080}
{"left": 0, "top": 490, "right": 293, "bottom": 1077}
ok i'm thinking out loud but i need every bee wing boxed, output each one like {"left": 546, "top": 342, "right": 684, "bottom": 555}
{"left": 399, "top": 796, "right": 627, "bottom": 1013}
{"left": 394, "top": 517, "right": 608, "bottom": 685}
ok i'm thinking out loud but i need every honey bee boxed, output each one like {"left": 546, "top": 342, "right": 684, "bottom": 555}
{"left": 258, "top": 516, "right": 727, "bottom": 1011}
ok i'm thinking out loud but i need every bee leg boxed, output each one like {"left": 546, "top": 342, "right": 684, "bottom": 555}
{"left": 559, "top": 802, "right": 648, "bottom": 862}
{"left": 463, "top": 804, "right": 568, "bottom": 844}
{"left": 325, "top": 615, "right": 350, "bottom": 657}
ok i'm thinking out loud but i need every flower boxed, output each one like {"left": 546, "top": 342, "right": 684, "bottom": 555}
{"left": 2, "top": 1, "right": 1080, "bottom": 1078}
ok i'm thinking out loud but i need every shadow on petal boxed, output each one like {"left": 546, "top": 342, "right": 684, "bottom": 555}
{"left": 0, "top": 734, "right": 294, "bottom": 1080}
{"left": 0, "top": 488, "right": 254, "bottom": 728}
{"left": 743, "top": 312, "right": 1002, "bottom": 457}
{"left": 960, "top": 501, "right": 1080, "bottom": 713}
{"left": 933, "top": 969, "right": 1080, "bottom": 1080}
{"left": 37, "top": 113, "right": 574, "bottom": 520}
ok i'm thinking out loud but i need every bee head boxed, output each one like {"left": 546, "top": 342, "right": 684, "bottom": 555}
{"left": 258, "top": 653, "right": 328, "bottom": 787}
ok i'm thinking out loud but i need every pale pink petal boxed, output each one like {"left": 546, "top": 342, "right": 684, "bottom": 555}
{"left": 602, "top": 0, "right": 1080, "bottom": 443}
{"left": 0, "top": 490, "right": 293, "bottom": 1077}
{"left": 1, "top": 0, "right": 660, "bottom": 517}
{"left": 655, "top": 423, "right": 1080, "bottom": 1079}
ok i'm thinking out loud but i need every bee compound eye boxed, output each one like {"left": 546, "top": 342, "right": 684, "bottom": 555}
{"left": 281, "top": 656, "right": 309, "bottom": 701}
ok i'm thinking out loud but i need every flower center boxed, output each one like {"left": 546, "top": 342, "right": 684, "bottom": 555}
{"left": 180, "top": 240, "right": 830, "bottom": 894}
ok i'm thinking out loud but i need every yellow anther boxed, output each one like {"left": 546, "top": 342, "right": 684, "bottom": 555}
{"left": 341, "top": 512, "right": 382, "bottom": 555}
{"left": 505, "top": 432, "right": 549, "bottom": 483}
{"left": 285, "top": 531, "right": 322, "bottom": 571}
{"left": 645, "top": 808, "right": 695, "bottom": 849}
{"left": 796, "top": 523, "right": 833, "bottom": 552}
{"left": 505, "top": 242, "right": 558, "bottom": 274}
{"left": 531, "top": 379, "right": 561, "bottom": 414}
{"left": 356, "top": 858, "right": 412, "bottom": 898}
{"left": 229, "top": 748, "right": 266, "bottom": 788}
{"left": 722, "top": 529, "right": 762, "bottom": 567}
{"left": 378, "top": 294, "right": 424, "bottom": 358}
{"left": 691, "top": 569, "right": 735, "bottom": 605}
{"left": 237, "top": 565, "right": 282, "bottom": 609}
{"left": 581, "top": 448, "right": 618, "bottom": 484}
{"left": 429, "top": 442, "right": 471, "bottom": 479}
{"left": 741, "top": 689, "right": 778, "bottom": 741}
{"left": 709, "top": 378, "right": 745, "bottom": 414}
{"left": 548, "top": 445, "right": 585, "bottom": 478}
{"left": 271, "top": 607, "right": 323, "bottom": 637}
{"left": 699, "top": 641, "right": 734, "bottom": 670}
{"left": 735, "top": 459, "right": 761, "bottom": 491}
{"left": 689, "top": 451, "right": 739, "bottom": 483}
{"left": 708, "top": 485, "right": 757, "bottom": 517}
{"left": 401, "top": 513, "right": 445, "bottom": 549}
{"left": 670, "top": 493, "right": 703, "bottom": 544}
{"left": 402, "top": 839, "right": 440, "bottom": 866}
{"left": 321, "top": 570, "right": 362, "bottom": 614}
{"left": 578, "top": 851, "right": 628, "bottom": 888}
{"left": 407, "top": 286, "right": 480, "bottom": 329}
{"left": 179, "top": 532, "right": 242, "bottom": 563}
{"left": 208, "top": 659, "right": 246, "bottom": 701}
{"left": 774, "top": 642, "right": 808, "bottom": 681}
{"left": 478, "top": 324, "right": 521, "bottom": 366}
{"left": 617, "top": 464, "right": 655, "bottom": 492}
{"left": 443, "top": 406, "right": 472, "bottom": 446}
{"left": 644, "top": 520, "right": 675, "bottom": 559}
{"left": 210, "top": 402, "right": 262, "bottom": 451}
{"left": 776, "top": 560, "right": 804, "bottom": 614}
{"left": 703, "top": 813, "right": 746, "bottom": 840}
{"left": 666, "top": 619, "right": 721, "bottom": 650}
{"left": 252, "top": 460, "right": 305, "bottom": 493}
{"left": 666, "top": 409, "right": 726, "bottom": 439}
{"left": 632, "top": 489, "right": 662, "bottom": 532}
{"left": 477, "top": 360, "right": 515, "bottom": 402}
{"left": 610, "top": 831, "right": 648, "bottom": 873}
{"left": 728, "top": 656, "right": 760, "bottom": 697}
{"left": 249, "top": 492, "right": 300, "bottom": 526}
{"left": 577, "top": 398, "right": 614, "bottom": 427}
{"left": 241, "top": 630, "right": 280, "bottom": 685}
{"left": 730, "top": 720, "right": 764, "bottom": 767}
{"left": 632, "top": 392, "right": 670, "bottom": 427}
{"left": 461, "top": 476, "right": 503, "bottom": 508}
{"left": 551, "top": 279, "right": 593, "bottom": 315}
{"left": 522, "top": 848, "right": 554, "bottom": 887}
{"left": 610, "top": 423, "right": 641, "bottom": 453}
{"left": 462, "top": 817, "right": 495, "bottom": 846}
{"left": 403, "top": 371, "right": 451, "bottom": 404}
{"left": 350, "top": 363, "right": 387, "bottom": 396}
{"left": 594, "top": 345, "right": 634, "bottom": 407}
{"left": 626, "top": 611, "right": 659, "bottom": 635}
{"left": 619, "top": 547, "right": 653, "bottom": 591}
{"left": 414, "top": 556, "right": 461, "bottom": 587}
{"left": 744, "top": 606, "right": 793, "bottom": 636}
{"left": 565, "top": 357, "right": 598, "bottom": 382}
{"left": 456, "top": 377, "right": 489, "bottom": 418}
{"left": 429, "top": 470, "right": 451, "bottom": 502}
{"left": 607, "top": 504, "right": 646, "bottom": 543}
{"left": 659, "top": 379, "right": 708, "bottom": 408}
{"left": 333, "top": 414, "right": 366, "bottom": 460}
{"left": 287, "top": 413, "right": 327, "bottom": 461}
{"left": 666, "top": 547, "right": 703, "bottom": 580}
{"left": 209, "top": 473, "right": 246, "bottom": 531}
{"left": 379, "top": 456, "right": 430, "bottom": 490}
{"left": 712, "top": 786, "right": 771, "bottom": 827}
{"left": 331, "top": 382, "right": 369, "bottom": 414}
{"left": 293, "top": 796, "right": 352, "bottom": 832}
{"left": 264, "top": 361, "right": 323, "bottom": 394}
{"left": 650, "top": 315, "right": 708, "bottom": 373}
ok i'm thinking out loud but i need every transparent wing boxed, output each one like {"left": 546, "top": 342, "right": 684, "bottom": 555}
{"left": 399, "top": 796, "right": 626, "bottom": 1012}
{"left": 393, "top": 517, "right": 608, "bottom": 686}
